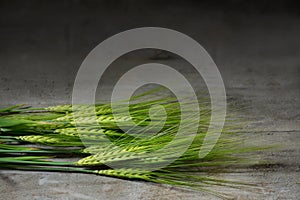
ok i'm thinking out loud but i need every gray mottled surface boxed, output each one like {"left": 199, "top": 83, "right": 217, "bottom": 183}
{"left": 0, "top": 1, "right": 300, "bottom": 199}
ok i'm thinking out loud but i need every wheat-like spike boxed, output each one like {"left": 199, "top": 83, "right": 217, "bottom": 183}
{"left": 54, "top": 130, "right": 107, "bottom": 142}
{"left": 54, "top": 127, "right": 79, "bottom": 136}
{"left": 34, "top": 121, "right": 69, "bottom": 131}
{"left": 76, "top": 148, "right": 143, "bottom": 166}
{"left": 76, "top": 154, "right": 103, "bottom": 166}
{"left": 54, "top": 114, "right": 74, "bottom": 122}
{"left": 83, "top": 145, "right": 143, "bottom": 154}
{"left": 95, "top": 168, "right": 152, "bottom": 180}
{"left": 47, "top": 105, "right": 73, "bottom": 113}
{"left": 54, "top": 127, "right": 123, "bottom": 137}
{"left": 95, "top": 106, "right": 112, "bottom": 115}
{"left": 76, "top": 145, "right": 168, "bottom": 166}
{"left": 17, "top": 135, "right": 81, "bottom": 146}
{"left": 82, "top": 145, "right": 107, "bottom": 154}
{"left": 17, "top": 135, "right": 61, "bottom": 144}
{"left": 55, "top": 114, "right": 132, "bottom": 124}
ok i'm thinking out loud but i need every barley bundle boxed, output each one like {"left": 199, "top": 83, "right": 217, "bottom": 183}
{"left": 0, "top": 90, "right": 267, "bottom": 199}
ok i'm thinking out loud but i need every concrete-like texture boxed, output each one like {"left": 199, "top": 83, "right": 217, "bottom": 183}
{"left": 0, "top": 1, "right": 299, "bottom": 199}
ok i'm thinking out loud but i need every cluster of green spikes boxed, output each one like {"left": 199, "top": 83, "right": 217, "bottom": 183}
{"left": 0, "top": 90, "right": 265, "bottom": 199}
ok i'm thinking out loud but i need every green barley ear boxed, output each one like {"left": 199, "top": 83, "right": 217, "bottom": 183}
{"left": 95, "top": 168, "right": 152, "bottom": 181}
{"left": 47, "top": 104, "right": 72, "bottom": 113}
{"left": 16, "top": 135, "right": 83, "bottom": 147}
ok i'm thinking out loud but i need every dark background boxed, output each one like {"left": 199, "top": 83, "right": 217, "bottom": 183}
{"left": 0, "top": 0, "right": 299, "bottom": 120}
